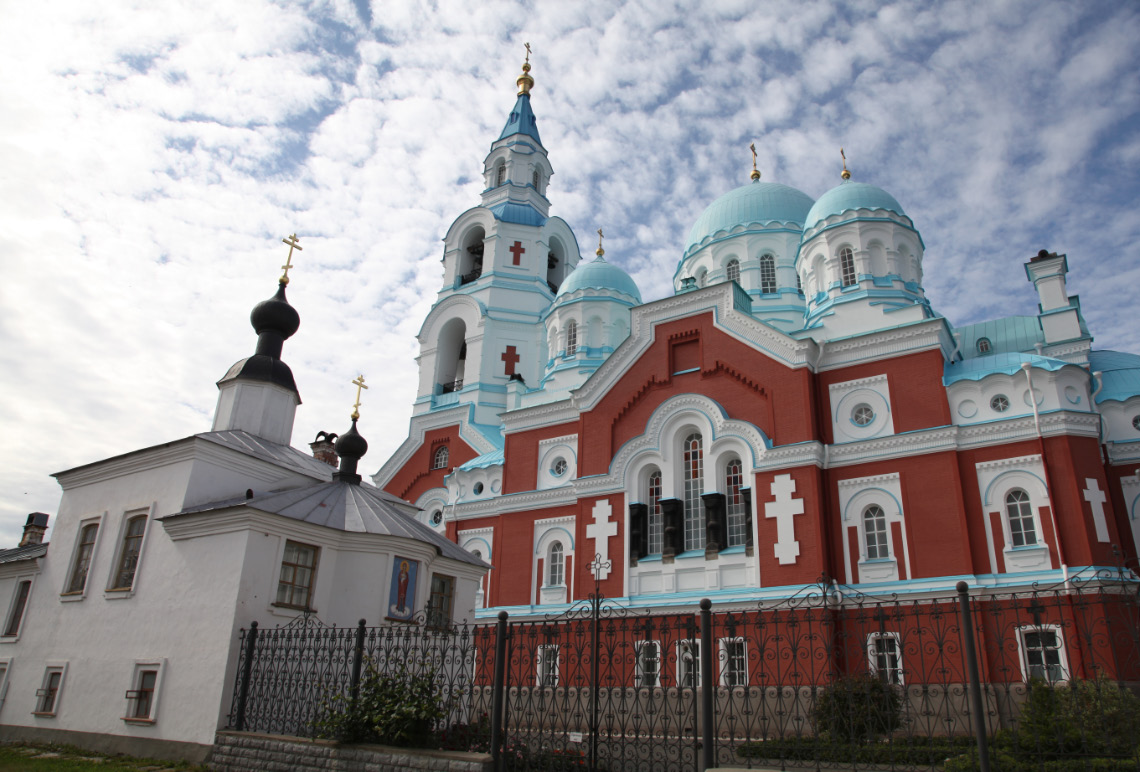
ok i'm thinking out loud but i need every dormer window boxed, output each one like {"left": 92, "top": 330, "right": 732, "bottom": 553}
{"left": 976, "top": 337, "right": 992, "bottom": 354}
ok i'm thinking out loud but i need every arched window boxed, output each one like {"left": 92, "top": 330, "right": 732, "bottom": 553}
{"left": 433, "top": 446, "right": 449, "bottom": 470}
{"left": 1006, "top": 489, "right": 1037, "bottom": 546}
{"left": 839, "top": 247, "right": 856, "bottom": 287}
{"left": 532, "top": 169, "right": 540, "bottom": 189}
{"left": 725, "top": 458, "right": 746, "bottom": 546}
{"left": 696, "top": 268, "right": 707, "bottom": 288}
{"left": 647, "top": 469, "right": 663, "bottom": 554}
{"left": 976, "top": 338, "right": 992, "bottom": 354}
{"left": 683, "top": 433, "right": 704, "bottom": 551}
{"left": 725, "top": 259, "right": 740, "bottom": 284}
{"left": 796, "top": 272, "right": 803, "bottom": 295}
{"left": 547, "top": 541, "right": 564, "bottom": 586}
{"left": 864, "top": 505, "right": 889, "bottom": 559}
{"left": 759, "top": 254, "right": 776, "bottom": 294}
{"left": 496, "top": 163, "right": 506, "bottom": 186}
{"left": 566, "top": 320, "right": 578, "bottom": 356}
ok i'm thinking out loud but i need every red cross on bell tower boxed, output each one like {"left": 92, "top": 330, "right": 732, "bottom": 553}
{"left": 509, "top": 241, "right": 526, "bottom": 266}
{"left": 501, "top": 346, "right": 521, "bottom": 376}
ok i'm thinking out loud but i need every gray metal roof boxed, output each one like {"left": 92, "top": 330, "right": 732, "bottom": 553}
{"left": 0, "top": 543, "right": 48, "bottom": 564}
{"left": 171, "top": 481, "right": 487, "bottom": 568}
{"left": 196, "top": 431, "right": 336, "bottom": 480}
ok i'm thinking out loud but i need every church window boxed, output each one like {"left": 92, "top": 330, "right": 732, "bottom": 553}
{"left": 532, "top": 169, "right": 540, "bottom": 189}
{"left": 852, "top": 404, "right": 875, "bottom": 427}
{"left": 635, "top": 641, "right": 660, "bottom": 687}
{"left": 551, "top": 457, "right": 568, "bottom": 477}
{"left": 426, "top": 573, "right": 455, "bottom": 629}
{"left": 976, "top": 337, "right": 992, "bottom": 354}
{"left": 547, "top": 541, "right": 564, "bottom": 586}
{"left": 473, "top": 482, "right": 484, "bottom": 495}
{"left": 431, "top": 510, "right": 443, "bottom": 526}
{"left": 647, "top": 469, "right": 663, "bottom": 554}
{"left": 433, "top": 445, "right": 449, "bottom": 470}
{"left": 682, "top": 433, "right": 705, "bottom": 551}
{"left": 796, "top": 272, "right": 803, "bottom": 295}
{"left": 110, "top": 515, "right": 147, "bottom": 591}
{"left": 1132, "top": 415, "right": 1140, "bottom": 431}
{"left": 3, "top": 579, "right": 31, "bottom": 637}
{"left": 719, "top": 638, "right": 747, "bottom": 686}
{"left": 537, "top": 644, "right": 559, "bottom": 686}
{"left": 725, "top": 458, "right": 747, "bottom": 547}
{"left": 991, "top": 394, "right": 1010, "bottom": 413}
{"left": 496, "top": 163, "right": 506, "bottom": 186}
{"left": 1006, "top": 489, "right": 1037, "bottom": 547}
{"left": 696, "top": 269, "right": 707, "bottom": 288}
{"left": 677, "top": 639, "right": 701, "bottom": 687}
{"left": 34, "top": 666, "right": 64, "bottom": 716}
{"left": 868, "top": 633, "right": 904, "bottom": 684}
{"left": 65, "top": 522, "right": 99, "bottom": 595}
{"left": 759, "top": 254, "right": 776, "bottom": 294}
{"left": 864, "top": 505, "right": 889, "bottom": 559}
{"left": 125, "top": 663, "right": 162, "bottom": 722}
{"left": 839, "top": 247, "right": 856, "bottom": 287}
{"left": 725, "top": 259, "right": 740, "bottom": 284}
{"left": 1019, "top": 626, "right": 1066, "bottom": 682}
{"left": 276, "top": 540, "right": 318, "bottom": 610}
{"left": 566, "top": 320, "right": 578, "bottom": 356}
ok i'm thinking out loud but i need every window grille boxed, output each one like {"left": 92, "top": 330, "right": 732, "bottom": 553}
{"left": 759, "top": 254, "right": 776, "bottom": 293}
{"left": 839, "top": 247, "right": 856, "bottom": 287}
{"left": 1006, "top": 489, "right": 1037, "bottom": 546}
{"left": 112, "top": 515, "right": 147, "bottom": 590}
{"left": 864, "top": 505, "right": 889, "bottom": 559}
{"left": 566, "top": 320, "right": 578, "bottom": 356}
{"left": 547, "top": 542, "right": 564, "bottom": 586}
{"left": 726, "top": 259, "right": 740, "bottom": 284}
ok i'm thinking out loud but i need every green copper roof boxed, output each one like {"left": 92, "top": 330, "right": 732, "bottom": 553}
{"left": 684, "top": 180, "right": 815, "bottom": 257}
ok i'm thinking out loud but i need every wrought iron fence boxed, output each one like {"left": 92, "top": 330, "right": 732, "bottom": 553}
{"left": 227, "top": 560, "right": 1140, "bottom": 772}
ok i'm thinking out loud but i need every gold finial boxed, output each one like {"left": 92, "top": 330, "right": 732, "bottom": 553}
{"left": 517, "top": 43, "right": 534, "bottom": 95}
{"left": 280, "top": 233, "right": 302, "bottom": 285}
{"left": 596, "top": 227, "right": 605, "bottom": 257}
{"left": 840, "top": 148, "right": 851, "bottom": 180}
{"left": 749, "top": 142, "right": 761, "bottom": 181}
{"left": 350, "top": 374, "right": 368, "bottom": 420}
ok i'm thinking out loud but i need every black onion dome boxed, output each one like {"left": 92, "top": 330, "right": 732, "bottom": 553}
{"left": 250, "top": 283, "right": 300, "bottom": 340}
{"left": 335, "top": 419, "right": 368, "bottom": 460}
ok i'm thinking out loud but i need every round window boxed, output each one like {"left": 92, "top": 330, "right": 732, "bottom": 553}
{"left": 851, "top": 404, "right": 875, "bottom": 427}
{"left": 430, "top": 510, "right": 443, "bottom": 526}
{"left": 551, "top": 458, "right": 567, "bottom": 477}
{"left": 473, "top": 482, "right": 484, "bottom": 495}
{"left": 991, "top": 394, "right": 1010, "bottom": 413}
{"left": 1133, "top": 415, "right": 1140, "bottom": 431}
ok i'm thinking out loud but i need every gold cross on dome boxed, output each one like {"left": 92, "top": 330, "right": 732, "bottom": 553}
{"left": 596, "top": 227, "right": 604, "bottom": 257}
{"left": 280, "top": 233, "right": 303, "bottom": 284}
{"left": 840, "top": 148, "right": 850, "bottom": 180}
{"left": 749, "top": 142, "right": 761, "bottom": 180}
{"left": 525, "top": 42, "right": 531, "bottom": 64}
{"left": 351, "top": 374, "right": 368, "bottom": 420}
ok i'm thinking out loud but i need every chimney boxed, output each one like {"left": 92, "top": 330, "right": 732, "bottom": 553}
{"left": 20, "top": 512, "right": 49, "bottom": 547}
{"left": 310, "top": 431, "right": 339, "bottom": 467}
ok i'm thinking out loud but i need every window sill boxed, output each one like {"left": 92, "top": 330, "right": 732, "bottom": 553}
{"left": 104, "top": 588, "right": 135, "bottom": 600}
{"left": 122, "top": 717, "right": 155, "bottom": 725}
{"left": 31, "top": 712, "right": 56, "bottom": 718}
{"left": 59, "top": 592, "right": 86, "bottom": 603}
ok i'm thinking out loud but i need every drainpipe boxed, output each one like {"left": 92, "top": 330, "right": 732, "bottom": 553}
{"left": 1022, "top": 363, "right": 1068, "bottom": 584}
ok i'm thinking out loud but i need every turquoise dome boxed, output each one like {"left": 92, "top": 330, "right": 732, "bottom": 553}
{"left": 684, "top": 180, "right": 815, "bottom": 256}
{"left": 556, "top": 256, "right": 641, "bottom": 302}
{"left": 804, "top": 181, "right": 905, "bottom": 232}
{"left": 1088, "top": 350, "right": 1140, "bottom": 403}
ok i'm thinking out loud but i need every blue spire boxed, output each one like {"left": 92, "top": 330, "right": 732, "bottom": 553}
{"left": 499, "top": 93, "right": 542, "bottom": 144}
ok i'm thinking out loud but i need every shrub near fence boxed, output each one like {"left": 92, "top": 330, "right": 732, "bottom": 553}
{"left": 227, "top": 565, "right": 1140, "bottom": 772}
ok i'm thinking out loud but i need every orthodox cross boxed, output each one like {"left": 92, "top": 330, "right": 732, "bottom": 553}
{"left": 351, "top": 374, "right": 368, "bottom": 420}
{"left": 840, "top": 148, "right": 850, "bottom": 180}
{"left": 280, "top": 233, "right": 302, "bottom": 285}
{"left": 587, "top": 553, "right": 612, "bottom": 583}
{"left": 501, "top": 346, "right": 520, "bottom": 376}
{"left": 749, "top": 142, "right": 761, "bottom": 181}
{"left": 1082, "top": 478, "right": 1110, "bottom": 542}
{"left": 525, "top": 42, "right": 531, "bottom": 64}
{"left": 509, "top": 240, "right": 526, "bottom": 266}
{"left": 596, "top": 227, "right": 604, "bottom": 257}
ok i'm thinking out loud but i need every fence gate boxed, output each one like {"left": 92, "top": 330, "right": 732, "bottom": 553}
{"left": 498, "top": 555, "right": 701, "bottom": 772}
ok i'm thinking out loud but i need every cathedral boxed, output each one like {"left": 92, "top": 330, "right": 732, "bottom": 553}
{"left": 374, "top": 55, "right": 1140, "bottom": 616}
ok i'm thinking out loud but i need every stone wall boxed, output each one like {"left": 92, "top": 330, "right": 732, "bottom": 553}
{"left": 211, "top": 731, "right": 492, "bottom": 772}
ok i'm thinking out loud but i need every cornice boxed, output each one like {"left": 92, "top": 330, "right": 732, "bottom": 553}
{"left": 837, "top": 471, "right": 901, "bottom": 492}
{"left": 1106, "top": 441, "right": 1140, "bottom": 465}
{"left": 816, "top": 318, "right": 951, "bottom": 371}
{"left": 500, "top": 398, "right": 580, "bottom": 434}
{"left": 753, "top": 442, "right": 825, "bottom": 471}
{"left": 452, "top": 486, "right": 580, "bottom": 518}
{"left": 372, "top": 406, "right": 499, "bottom": 487}
{"left": 957, "top": 411, "right": 1099, "bottom": 448}
{"left": 975, "top": 454, "right": 1042, "bottom": 474}
{"left": 828, "top": 373, "right": 888, "bottom": 393}
{"left": 54, "top": 438, "right": 197, "bottom": 488}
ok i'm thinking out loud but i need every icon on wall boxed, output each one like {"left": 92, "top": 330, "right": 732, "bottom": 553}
{"left": 387, "top": 556, "right": 419, "bottom": 622}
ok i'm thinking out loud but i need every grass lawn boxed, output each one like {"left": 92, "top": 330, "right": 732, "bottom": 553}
{"left": 0, "top": 744, "right": 209, "bottom": 772}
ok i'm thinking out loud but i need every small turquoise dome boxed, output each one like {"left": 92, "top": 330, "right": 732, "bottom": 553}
{"left": 684, "top": 180, "right": 815, "bottom": 257}
{"left": 1089, "top": 350, "right": 1140, "bottom": 403}
{"left": 556, "top": 256, "right": 641, "bottom": 302}
{"left": 804, "top": 181, "right": 905, "bottom": 232}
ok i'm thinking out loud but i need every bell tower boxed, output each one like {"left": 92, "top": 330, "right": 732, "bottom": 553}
{"left": 413, "top": 49, "right": 582, "bottom": 427}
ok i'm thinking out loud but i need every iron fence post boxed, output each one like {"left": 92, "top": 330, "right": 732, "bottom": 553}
{"left": 350, "top": 618, "right": 366, "bottom": 704}
{"left": 491, "top": 610, "right": 509, "bottom": 772}
{"left": 956, "top": 581, "right": 991, "bottom": 772}
{"left": 699, "top": 598, "right": 714, "bottom": 771}
{"left": 234, "top": 621, "right": 258, "bottom": 732}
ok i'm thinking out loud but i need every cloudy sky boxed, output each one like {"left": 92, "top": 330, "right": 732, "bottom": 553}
{"left": 2, "top": 0, "right": 1138, "bottom": 545}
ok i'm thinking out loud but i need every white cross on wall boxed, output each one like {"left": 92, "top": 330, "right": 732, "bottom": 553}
{"left": 1082, "top": 477, "right": 1110, "bottom": 543}
{"left": 765, "top": 474, "right": 805, "bottom": 565}
{"left": 586, "top": 500, "right": 618, "bottom": 580}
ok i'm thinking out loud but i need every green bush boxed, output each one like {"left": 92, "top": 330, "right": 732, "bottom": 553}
{"left": 1011, "top": 676, "right": 1140, "bottom": 758}
{"left": 314, "top": 664, "right": 449, "bottom": 748}
{"left": 810, "top": 674, "right": 902, "bottom": 743}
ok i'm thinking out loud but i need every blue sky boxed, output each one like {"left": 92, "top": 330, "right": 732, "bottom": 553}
{"left": 1, "top": 0, "right": 1138, "bottom": 545}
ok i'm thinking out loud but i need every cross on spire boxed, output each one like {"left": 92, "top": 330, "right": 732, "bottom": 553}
{"left": 351, "top": 374, "right": 368, "bottom": 420}
{"left": 596, "top": 227, "right": 605, "bottom": 257}
{"left": 280, "top": 233, "right": 302, "bottom": 285}
{"left": 525, "top": 42, "right": 531, "bottom": 64}
{"left": 840, "top": 148, "right": 851, "bottom": 180}
{"left": 750, "top": 142, "right": 761, "bottom": 181}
